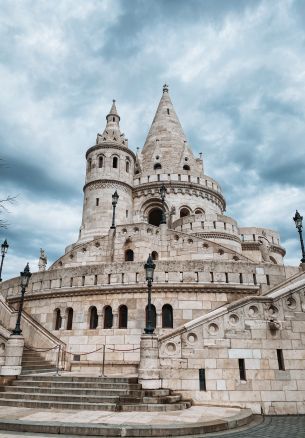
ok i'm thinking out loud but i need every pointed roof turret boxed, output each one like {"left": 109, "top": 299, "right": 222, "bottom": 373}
{"left": 140, "top": 85, "right": 201, "bottom": 176}
{"left": 96, "top": 100, "right": 128, "bottom": 147}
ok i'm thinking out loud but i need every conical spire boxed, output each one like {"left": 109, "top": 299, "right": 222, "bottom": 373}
{"left": 96, "top": 100, "right": 128, "bottom": 147}
{"left": 140, "top": 85, "right": 199, "bottom": 176}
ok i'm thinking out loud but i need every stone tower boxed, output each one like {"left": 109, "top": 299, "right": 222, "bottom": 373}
{"left": 79, "top": 101, "right": 136, "bottom": 241}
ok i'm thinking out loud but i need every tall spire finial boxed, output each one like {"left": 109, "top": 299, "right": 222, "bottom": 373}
{"left": 163, "top": 83, "right": 169, "bottom": 93}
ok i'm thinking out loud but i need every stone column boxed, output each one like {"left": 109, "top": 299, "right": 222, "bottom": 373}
{"left": 112, "top": 312, "right": 118, "bottom": 329}
{"left": 138, "top": 334, "right": 161, "bottom": 389}
{"left": 1, "top": 335, "right": 24, "bottom": 376}
{"left": 156, "top": 311, "right": 162, "bottom": 329}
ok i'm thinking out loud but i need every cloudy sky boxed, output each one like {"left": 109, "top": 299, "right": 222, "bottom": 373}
{"left": 1, "top": 0, "right": 305, "bottom": 280}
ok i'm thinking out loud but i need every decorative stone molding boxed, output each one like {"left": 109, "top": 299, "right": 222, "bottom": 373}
{"left": 84, "top": 180, "right": 132, "bottom": 193}
{"left": 86, "top": 144, "right": 136, "bottom": 161}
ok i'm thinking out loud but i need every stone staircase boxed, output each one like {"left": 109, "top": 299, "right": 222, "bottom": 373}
{"left": 0, "top": 375, "right": 191, "bottom": 411}
{"left": 21, "top": 347, "right": 57, "bottom": 374}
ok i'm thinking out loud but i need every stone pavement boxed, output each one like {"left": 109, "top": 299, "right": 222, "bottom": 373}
{"left": 0, "top": 405, "right": 252, "bottom": 436}
{"left": 0, "top": 415, "right": 303, "bottom": 437}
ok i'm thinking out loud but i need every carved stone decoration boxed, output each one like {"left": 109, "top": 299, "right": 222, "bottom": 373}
{"left": 186, "top": 333, "right": 198, "bottom": 345}
{"left": 268, "top": 318, "right": 282, "bottom": 331}
{"left": 38, "top": 249, "right": 47, "bottom": 272}
{"left": 258, "top": 235, "right": 271, "bottom": 263}
{"left": 208, "top": 323, "right": 219, "bottom": 335}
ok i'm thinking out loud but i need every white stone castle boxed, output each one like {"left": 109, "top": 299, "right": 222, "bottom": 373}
{"left": 1, "top": 85, "right": 305, "bottom": 415}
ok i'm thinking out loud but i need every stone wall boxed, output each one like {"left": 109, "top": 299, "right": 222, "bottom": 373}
{"left": 158, "top": 271, "right": 305, "bottom": 415}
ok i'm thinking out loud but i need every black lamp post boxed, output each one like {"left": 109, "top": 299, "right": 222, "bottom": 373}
{"left": 160, "top": 184, "right": 166, "bottom": 225}
{"left": 12, "top": 263, "right": 32, "bottom": 336}
{"left": 0, "top": 239, "right": 9, "bottom": 282}
{"left": 144, "top": 254, "right": 156, "bottom": 334}
{"left": 110, "top": 190, "right": 119, "bottom": 229}
{"left": 293, "top": 210, "right": 305, "bottom": 263}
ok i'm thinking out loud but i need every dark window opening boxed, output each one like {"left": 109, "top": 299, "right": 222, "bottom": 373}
{"left": 148, "top": 208, "right": 163, "bottom": 226}
{"left": 199, "top": 368, "right": 206, "bottom": 391}
{"left": 180, "top": 208, "right": 190, "bottom": 218}
{"left": 253, "top": 234, "right": 256, "bottom": 241}
{"left": 154, "top": 163, "right": 162, "bottom": 170}
{"left": 162, "top": 304, "right": 173, "bottom": 328}
{"left": 277, "top": 349, "right": 285, "bottom": 370}
{"left": 210, "top": 272, "right": 214, "bottom": 283}
{"left": 126, "top": 161, "right": 130, "bottom": 173}
{"left": 113, "top": 117, "right": 115, "bottom": 122}
{"left": 113, "top": 157, "right": 118, "bottom": 168}
{"left": 125, "top": 249, "right": 134, "bottom": 261}
{"left": 266, "top": 274, "right": 270, "bottom": 285}
{"left": 54, "top": 309, "right": 62, "bottom": 330}
{"left": 167, "top": 108, "right": 170, "bottom": 115}
{"left": 145, "top": 304, "right": 156, "bottom": 329}
{"left": 119, "top": 305, "right": 128, "bottom": 328}
{"left": 239, "top": 273, "right": 243, "bottom": 284}
{"left": 108, "top": 273, "right": 111, "bottom": 284}
{"left": 225, "top": 273, "right": 229, "bottom": 283}
{"left": 96, "top": 198, "right": 99, "bottom": 206}
{"left": 104, "top": 306, "right": 113, "bottom": 329}
{"left": 213, "top": 221, "right": 216, "bottom": 229}
{"left": 152, "top": 251, "right": 158, "bottom": 261}
{"left": 82, "top": 275, "right": 85, "bottom": 286}
{"left": 88, "top": 158, "right": 92, "bottom": 170}
{"left": 99, "top": 156, "right": 103, "bottom": 168}
{"left": 94, "top": 275, "right": 98, "bottom": 285}
{"left": 253, "top": 273, "right": 257, "bottom": 285}
{"left": 66, "top": 308, "right": 73, "bottom": 330}
{"left": 239, "top": 358, "right": 246, "bottom": 381}
{"left": 183, "top": 165, "right": 190, "bottom": 171}
{"left": 89, "top": 306, "right": 98, "bottom": 329}
{"left": 70, "top": 277, "right": 73, "bottom": 287}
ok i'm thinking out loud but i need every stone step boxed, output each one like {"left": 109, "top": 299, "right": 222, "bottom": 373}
{"left": 21, "top": 364, "right": 55, "bottom": 369}
{"left": 13, "top": 379, "right": 141, "bottom": 390}
{"left": 118, "top": 401, "right": 192, "bottom": 412}
{"left": 3, "top": 386, "right": 138, "bottom": 397}
{"left": 142, "top": 394, "right": 182, "bottom": 404}
{"left": 0, "top": 398, "right": 117, "bottom": 411}
{"left": 0, "top": 391, "right": 121, "bottom": 404}
{"left": 21, "top": 359, "right": 54, "bottom": 365}
{"left": 21, "top": 369, "right": 57, "bottom": 375}
{"left": 17, "top": 375, "right": 138, "bottom": 383}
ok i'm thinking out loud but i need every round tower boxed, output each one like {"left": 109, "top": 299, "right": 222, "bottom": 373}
{"left": 79, "top": 101, "right": 135, "bottom": 242}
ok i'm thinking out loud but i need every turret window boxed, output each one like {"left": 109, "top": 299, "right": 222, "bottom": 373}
{"left": 180, "top": 207, "right": 190, "bottom": 218}
{"left": 104, "top": 306, "right": 113, "bottom": 329}
{"left": 113, "top": 156, "right": 118, "bottom": 168}
{"left": 125, "top": 249, "right": 134, "bottom": 261}
{"left": 126, "top": 160, "right": 130, "bottom": 173}
{"left": 113, "top": 117, "right": 115, "bottom": 122}
{"left": 183, "top": 165, "right": 190, "bottom": 171}
{"left": 98, "top": 156, "right": 104, "bottom": 168}
{"left": 154, "top": 163, "right": 162, "bottom": 170}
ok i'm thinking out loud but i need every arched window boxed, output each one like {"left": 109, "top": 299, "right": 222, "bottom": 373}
{"left": 98, "top": 156, "right": 104, "bottom": 168}
{"left": 54, "top": 308, "right": 62, "bottom": 331}
{"left": 162, "top": 304, "right": 173, "bottom": 328}
{"left": 66, "top": 308, "right": 73, "bottom": 330}
{"left": 154, "top": 163, "right": 162, "bottom": 170}
{"left": 270, "top": 256, "right": 277, "bottom": 264}
{"left": 148, "top": 208, "right": 163, "bottom": 226}
{"left": 183, "top": 165, "right": 190, "bottom": 171}
{"left": 89, "top": 306, "right": 98, "bottom": 329}
{"left": 104, "top": 306, "right": 113, "bottom": 329}
{"left": 118, "top": 305, "right": 128, "bottom": 328}
{"left": 126, "top": 160, "right": 130, "bottom": 173}
{"left": 145, "top": 304, "right": 156, "bottom": 329}
{"left": 152, "top": 251, "right": 158, "bottom": 261}
{"left": 125, "top": 249, "right": 134, "bottom": 261}
{"left": 180, "top": 207, "right": 190, "bottom": 218}
{"left": 195, "top": 209, "right": 204, "bottom": 215}
{"left": 88, "top": 158, "right": 92, "bottom": 171}
{"left": 112, "top": 156, "right": 118, "bottom": 168}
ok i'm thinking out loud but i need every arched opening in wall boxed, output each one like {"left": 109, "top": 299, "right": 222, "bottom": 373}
{"left": 154, "top": 163, "right": 162, "bottom": 170}
{"left": 98, "top": 156, "right": 104, "bottom": 168}
{"left": 145, "top": 304, "right": 156, "bottom": 329}
{"left": 125, "top": 249, "right": 134, "bottom": 261}
{"left": 270, "top": 256, "right": 277, "bottom": 264}
{"left": 112, "top": 156, "right": 118, "bottom": 168}
{"left": 162, "top": 304, "right": 173, "bottom": 328}
{"left": 54, "top": 308, "right": 62, "bottom": 331}
{"left": 89, "top": 306, "right": 98, "bottom": 329}
{"left": 88, "top": 158, "right": 92, "bottom": 171}
{"left": 152, "top": 251, "right": 158, "bottom": 261}
{"left": 148, "top": 208, "right": 163, "bottom": 226}
{"left": 118, "top": 305, "right": 128, "bottom": 328}
{"left": 104, "top": 306, "right": 113, "bottom": 329}
{"left": 66, "top": 308, "right": 73, "bottom": 330}
{"left": 126, "top": 160, "right": 130, "bottom": 173}
{"left": 195, "top": 209, "right": 204, "bottom": 215}
{"left": 180, "top": 207, "right": 190, "bottom": 218}
{"left": 183, "top": 165, "right": 190, "bottom": 171}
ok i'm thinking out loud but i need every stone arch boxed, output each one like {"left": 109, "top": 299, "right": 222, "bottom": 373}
{"left": 152, "top": 251, "right": 159, "bottom": 261}
{"left": 141, "top": 198, "right": 169, "bottom": 226}
{"left": 118, "top": 305, "right": 128, "bottom": 328}
{"left": 145, "top": 304, "right": 156, "bottom": 329}
{"left": 162, "top": 304, "right": 173, "bottom": 328}
{"left": 89, "top": 306, "right": 98, "bottom": 329}
{"left": 53, "top": 308, "right": 62, "bottom": 331}
{"left": 66, "top": 307, "right": 73, "bottom": 330}
{"left": 104, "top": 306, "right": 113, "bottom": 329}
{"left": 180, "top": 206, "right": 191, "bottom": 218}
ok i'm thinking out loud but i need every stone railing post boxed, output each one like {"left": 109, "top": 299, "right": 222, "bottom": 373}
{"left": 1, "top": 335, "right": 24, "bottom": 376}
{"left": 138, "top": 334, "right": 161, "bottom": 389}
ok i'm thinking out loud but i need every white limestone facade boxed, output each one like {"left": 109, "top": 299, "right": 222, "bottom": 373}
{"left": 0, "top": 85, "right": 304, "bottom": 414}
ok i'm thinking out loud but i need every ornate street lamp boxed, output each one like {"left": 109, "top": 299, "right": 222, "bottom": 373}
{"left": 12, "top": 263, "right": 32, "bottom": 336}
{"left": 0, "top": 239, "right": 9, "bottom": 282}
{"left": 110, "top": 190, "right": 119, "bottom": 229}
{"left": 160, "top": 183, "right": 166, "bottom": 225}
{"left": 293, "top": 210, "right": 305, "bottom": 263}
{"left": 144, "top": 254, "right": 156, "bottom": 334}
